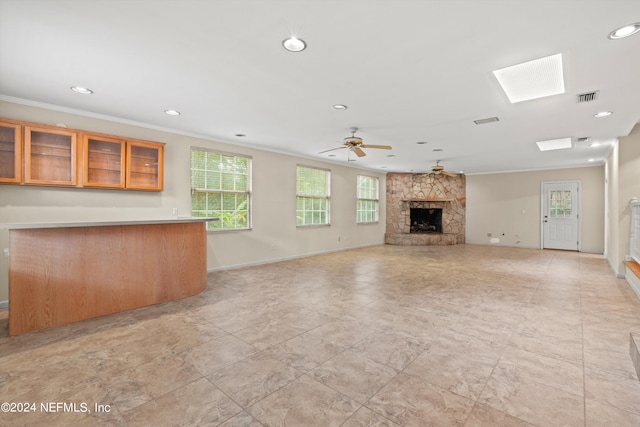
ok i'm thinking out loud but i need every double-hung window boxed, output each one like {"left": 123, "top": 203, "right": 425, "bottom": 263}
{"left": 357, "top": 175, "right": 379, "bottom": 223}
{"left": 190, "top": 148, "right": 251, "bottom": 231}
{"left": 296, "top": 165, "right": 330, "bottom": 226}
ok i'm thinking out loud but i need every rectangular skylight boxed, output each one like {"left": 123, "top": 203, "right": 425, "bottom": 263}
{"left": 536, "top": 137, "right": 572, "bottom": 151}
{"left": 493, "top": 54, "right": 565, "bottom": 103}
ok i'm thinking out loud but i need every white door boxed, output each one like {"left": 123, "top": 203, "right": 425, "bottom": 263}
{"left": 542, "top": 181, "right": 579, "bottom": 250}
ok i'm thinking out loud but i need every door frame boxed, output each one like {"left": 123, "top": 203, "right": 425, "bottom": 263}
{"left": 540, "top": 180, "right": 581, "bottom": 251}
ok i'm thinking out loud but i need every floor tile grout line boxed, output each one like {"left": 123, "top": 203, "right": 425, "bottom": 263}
{"left": 580, "top": 256, "right": 587, "bottom": 427}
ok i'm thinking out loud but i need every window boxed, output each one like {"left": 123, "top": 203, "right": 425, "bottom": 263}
{"left": 549, "top": 190, "right": 572, "bottom": 218}
{"left": 357, "top": 175, "right": 379, "bottom": 223}
{"left": 190, "top": 148, "right": 251, "bottom": 231}
{"left": 296, "top": 165, "right": 330, "bottom": 226}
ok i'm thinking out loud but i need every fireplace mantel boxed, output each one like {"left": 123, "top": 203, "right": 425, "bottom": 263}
{"left": 401, "top": 198, "right": 454, "bottom": 202}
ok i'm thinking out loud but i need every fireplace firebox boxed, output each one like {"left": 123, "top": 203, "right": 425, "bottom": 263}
{"left": 410, "top": 208, "right": 442, "bottom": 233}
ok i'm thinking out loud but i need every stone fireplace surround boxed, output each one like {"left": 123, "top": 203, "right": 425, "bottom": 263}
{"left": 385, "top": 172, "right": 466, "bottom": 246}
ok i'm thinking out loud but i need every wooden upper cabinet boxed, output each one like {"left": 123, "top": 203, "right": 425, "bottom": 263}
{"left": 82, "top": 134, "right": 126, "bottom": 188}
{"left": 0, "top": 118, "right": 165, "bottom": 191}
{"left": 24, "top": 126, "right": 77, "bottom": 186}
{"left": 0, "top": 122, "right": 22, "bottom": 183}
{"left": 126, "top": 139, "right": 164, "bottom": 191}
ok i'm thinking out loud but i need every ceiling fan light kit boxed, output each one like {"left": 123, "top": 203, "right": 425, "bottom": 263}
{"left": 319, "top": 127, "right": 392, "bottom": 158}
{"left": 430, "top": 160, "right": 460, "bottom": 177}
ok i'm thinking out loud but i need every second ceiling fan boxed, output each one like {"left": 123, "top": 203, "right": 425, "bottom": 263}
{"left": 319, "top": 127, "right": 392, "bottom": 158}
{"left": 430, "top": 160, "right": 459, "bottom": 177}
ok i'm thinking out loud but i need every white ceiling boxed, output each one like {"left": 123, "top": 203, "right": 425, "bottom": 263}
{"left": 1, "top": 0, "right": 639, "bottom": 174}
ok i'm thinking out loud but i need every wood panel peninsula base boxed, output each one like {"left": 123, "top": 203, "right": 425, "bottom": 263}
{"left": 6, "top": 219, "right": 208, "bottom": 336}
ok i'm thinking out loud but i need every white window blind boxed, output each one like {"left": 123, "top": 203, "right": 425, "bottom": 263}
{"left": 357, "top": 175, "right": 379, "bottom": 223}
{"left": 190, "top": 148, "right": 252, "bottom": 231}
{"left": 296, "top": 165, "right": 330, "bottom": 226}
{"left": 631, "top": 198, "right": 640, "bottom": 263}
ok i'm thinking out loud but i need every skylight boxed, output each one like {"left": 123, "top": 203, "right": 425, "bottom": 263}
{"left": 536, "top": 137, "right": 572, "bottom": 151}
{"left": 493, "top": 54, "right": 565, "bottom": 103}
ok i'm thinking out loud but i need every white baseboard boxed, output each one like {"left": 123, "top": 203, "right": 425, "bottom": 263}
{"left": 0, "top": 300, "right": 7, "bottom": 310}
{"left": 606, "top": 254, "right": 620, "bottom": 277}
{"left": 207, "top": 243, "right": 381, "bottom": 273}
{"left": 626, "top": 267, "right": 640, "bottom": 301}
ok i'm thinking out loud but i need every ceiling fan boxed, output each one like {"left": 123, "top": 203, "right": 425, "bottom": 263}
{"left": 319, "top": 127, "right": 392, "bottom": 158}
{"left": 430, "top": 160, "right": 460, "bottom": 177}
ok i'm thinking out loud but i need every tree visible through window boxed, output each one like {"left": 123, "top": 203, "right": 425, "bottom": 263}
{"left": 296, "top": 165, "right": 330, "bottom": 226}
{"left": 191, "top": 148, "right": 251, "bottom": 230}
{"left": 357, "top": 175, "right": 379, "bottom": 223}
{"left": 549, "top": 190, "right": 572, "bottom": 218}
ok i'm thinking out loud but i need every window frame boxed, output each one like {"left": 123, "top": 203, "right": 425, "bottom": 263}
{"left": 356, "top": 174, "right": 380, "bottom": 224}
{"left": 190, "top": 147, "right": 252, "bottom": 232}
{"left": 296, "top": 165, "right": 331, "bottom": 227}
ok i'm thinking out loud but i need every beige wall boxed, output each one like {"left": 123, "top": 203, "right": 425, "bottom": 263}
{"left": 605, "top": 142, "right": 619, "bottom": 270}
{"left": 0, "top": 101, "right": 387, "bottom": 301}
{"left": 607, "top": 124, "right": 640, "bottom": 275}
{"left": 466, "top": 166, "right": 605, "bottom": 253}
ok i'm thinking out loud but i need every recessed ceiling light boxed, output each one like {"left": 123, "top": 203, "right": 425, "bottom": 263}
{"left": 432, "top": 148, "right": 443, "bottom": 152}
{"left": 587, "top": 158, "right": 596, "bottom": 162}
{"left": 164, "top": 109, "right": 180, "bottom": 116}
{"left": 381, "top": 166, "right": 387, "bottom": 169}
{"left": 235, "top": 133, "right": 246, "bottom": 137}
{"left": 282, "top": 37, "right": 306, "bottom": 52}
{"left": 331, "top": 104, "right": 347, "bottom": 110}
{"left": 608, "top": 23, "right": 640, "bottom": 39}
{"left": 594, "top": 111, "right": 612, "bottom": 118}
{"left": 328, "top": 154, "right": 336, "bottom": 157}
{"left": 493, "top": 53, "right": 565, "bottom": 103}
{"left": 536, "top": 137, "right": 572, "bottom": 151}
{"left": 386, "top": 154, "right": 395, "bottom": 157}
{"left": 70, "top": 86, "right": 93, "bottom": 94}
{"left": 416, "top": 141, "right": 427, "bottom": 145}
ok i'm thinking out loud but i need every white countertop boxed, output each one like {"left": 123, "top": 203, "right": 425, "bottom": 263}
{"left": 0, "top": 217, "right": 218, "bottom": 229}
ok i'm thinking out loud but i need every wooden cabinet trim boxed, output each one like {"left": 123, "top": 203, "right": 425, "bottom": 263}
{"left": 0, "top": 122, "right": 23, "bottom": 183}
{"left": 125, "top": 139, "right": 165, "bottom": 191}
{"left": 81, "top": 133, "right": 127, "bottom": 188}
{"left": 24, "top": 125, "right": 78, "bottom": 186}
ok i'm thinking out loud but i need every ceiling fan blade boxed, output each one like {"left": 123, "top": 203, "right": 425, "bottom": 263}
{"left": 353, "top": 147, "right": 366, "bottom": 157}
{"left": 360, "top": 144, "right": 392, "bottom": 150}
{"left": 318, "top": 146, "right": 347, "bottom": 154}
{"left": 442, "top": 171, "right": 458, "bottom": 177}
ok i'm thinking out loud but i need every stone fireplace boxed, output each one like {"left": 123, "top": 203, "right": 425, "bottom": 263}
{"left": 385, "top": 173, "right": 465, "bottom": 246}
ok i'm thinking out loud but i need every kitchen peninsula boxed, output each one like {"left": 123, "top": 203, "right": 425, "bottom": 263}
{"left": 3, "top": 218, "right": 209, "bottom": 335}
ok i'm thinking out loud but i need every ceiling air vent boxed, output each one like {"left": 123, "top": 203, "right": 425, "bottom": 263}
{"left": 576, "top": 137, "right": 591, "bottom": 143}
{"left": 474, "top": 117, "right": 500, "bottom": 125}
{"left": 576, "top": 91, "right": 599, "bottom": 103}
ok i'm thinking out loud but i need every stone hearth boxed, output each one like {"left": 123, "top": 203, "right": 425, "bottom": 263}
{"left": 385, "top": 173, "right": 465, "bottom": 246}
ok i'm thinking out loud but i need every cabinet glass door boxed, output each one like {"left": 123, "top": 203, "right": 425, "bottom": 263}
{"left": 24, "top": 126, "right": 77, "bottom": 185}
{"left": 83, "top": 135, "right": 125, "bottom": 188}
{"left": 0, "top": 122, "right": 22, "bottom": 183}
{"left": 126, "top": 141, "right": 164, "bottom": 190}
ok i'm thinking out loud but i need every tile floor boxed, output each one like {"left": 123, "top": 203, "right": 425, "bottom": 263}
{"left": 1, "top": 244, "right": 640, "bottom": 426}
